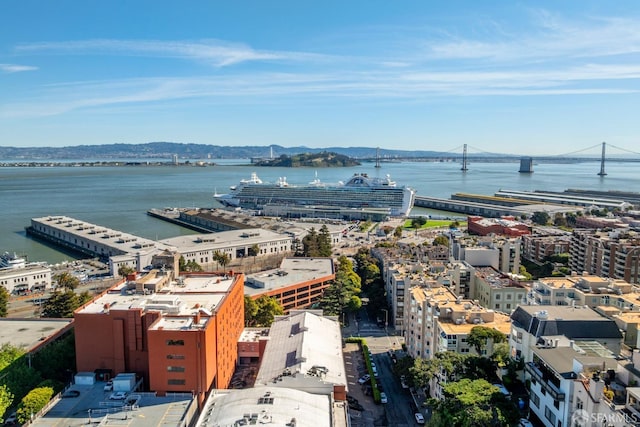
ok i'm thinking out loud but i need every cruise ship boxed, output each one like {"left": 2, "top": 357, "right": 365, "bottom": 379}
{"left": 0, "top": 252, "right": 27, "bottom": 269}
{"left": 215, "top": 172, "right": 415, "bottom": 217}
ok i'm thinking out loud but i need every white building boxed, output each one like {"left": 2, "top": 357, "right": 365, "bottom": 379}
{"left": 255, "top": 310, "right": 346, "bottom": 397}
{"left": 0, "top": 263, "right": 52, "bottom": 295}
{"left": 509, "top": 305, "right": 623, "bottom": 364}
{"left": 526, "top": 345, "right": 619, "bottom": 427}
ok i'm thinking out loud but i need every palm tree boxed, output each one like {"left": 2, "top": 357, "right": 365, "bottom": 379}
{"left": 219, "top": 252, "right": 231, "bottom": 270}
{"left": 249, "top": 244, "right": 260, "bottom": 263}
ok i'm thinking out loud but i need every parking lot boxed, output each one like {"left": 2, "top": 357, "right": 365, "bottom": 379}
{"left": 343, "top": 342, "right": 387, "bottom": 426}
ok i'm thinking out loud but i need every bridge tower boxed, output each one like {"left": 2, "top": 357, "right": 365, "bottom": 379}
{"left": 598, "top": 141, "right": 607, "bottom": 176}
{"left": 461, "top": 144, "right": 468, "bottom": 171}
{"left": 375, "top": 147, "right": 381, "bottom": 168}
{"left": 519, "top": 157, "right": 534, "bottom": 173}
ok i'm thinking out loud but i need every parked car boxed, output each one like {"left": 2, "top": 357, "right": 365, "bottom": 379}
{"left": 62, "top": 389, "right": 81, "bottom": 398}
{"left": 415, "top": 412, "right": 425, "bottom": 424}
{"left": 109, "top": 391, "right": 127, "bottom": 400}
{"left": 379, "top": 392, "right": 388, "bottom": 404}
{"left": 4, "top": 412, "right": 17, "bottom": 426}
{"left": 400, "top": 375, "right": 409, "bottom": 389}
{"left": 358, "top": 374, "right": 371, "bottom": 385}
{"left": 104, "top": 380, "right": 113, "bottom": 391}
{"left": 519, "top": 419, "right": 533, "bottom": 427}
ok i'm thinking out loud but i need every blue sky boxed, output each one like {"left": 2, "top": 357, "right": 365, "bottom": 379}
{"left": 1, "top": 1, "right": 640, "bottom": 155}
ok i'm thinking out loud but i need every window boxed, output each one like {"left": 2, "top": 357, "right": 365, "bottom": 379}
{"left": 544, "top": 406, "right": 556, "bottom": 424}
{"left": 530, "top": 392, "right": 540, "bottom": 408}
{"left": 167, "top": 366, "right": 185, "bottom": 372}
{"left": 168, "top": 379, "right": 185, "bottom": 385}
{"left": 167, "top": 354, "right": 185, "bottom": 360}
{"left": 166, "top": 339, "right": 185, "bottom": 346}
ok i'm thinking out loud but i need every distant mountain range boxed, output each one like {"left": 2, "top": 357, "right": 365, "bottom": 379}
{"left": 0, "top": 142, "right": 459, "bottom": 160}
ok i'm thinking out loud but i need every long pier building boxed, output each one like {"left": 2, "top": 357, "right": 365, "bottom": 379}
{"left": 27, "top": 216, "right": 293, "bottom": 275}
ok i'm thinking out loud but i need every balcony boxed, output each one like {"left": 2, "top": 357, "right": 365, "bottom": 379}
{"left": 525, "top": 362, "right": 566, "bottom": 401}
{"left": 534, "top": 287, "right": 551, "bottom": 296}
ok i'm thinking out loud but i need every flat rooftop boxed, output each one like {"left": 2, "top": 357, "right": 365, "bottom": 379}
{"left": 515, "top": 305, "right": 608, "bottom": 321}
{"left": 476, "top": 267, "right": 519, "bottom": 289}
{"left": 159, "top": 228, "right": 289, "bottom": 249}
{"left": 198, "top": 387, "right": 334, "bottom": 427}
{"left": 256, "top": 311, "right": 346, "bottom": 387}
{"left": 239, "top": 327, "right": 270, "bottom": 342}
{"left": 245, "top": 257, "right": 335, "bottom": 296}
{"left": 30, "top": 380, "right": 194, "bottom": 427}
{"left": 31, "top": 215, "right": 171, "bottom": 255}
{"left": 0, "top": 318, "right": 72, "bottom": 351}
{"left": 77, "top": 273, "right": 237, "bottom": 319}
{"left": 439, "top": 312, "right": 512, "bottom": 335}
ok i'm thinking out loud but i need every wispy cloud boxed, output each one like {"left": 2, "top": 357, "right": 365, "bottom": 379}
{"left": 15, "top": 39, "right": 328, "bottom": 67}
{"left": 3, "top": 61, "right": 639, "bottom": 119}
{"left": 4, "top": 10, "right": 640, "bottom": 119}
{"left": 0, "top": 63, "right": 38, "bottom": 73}
{"left": 425, "top": 12, "right": 640, "bottom": 62}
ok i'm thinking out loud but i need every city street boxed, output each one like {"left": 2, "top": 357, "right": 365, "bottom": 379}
{"left": 343, "top": 310, "right": 425, "bottom": 427}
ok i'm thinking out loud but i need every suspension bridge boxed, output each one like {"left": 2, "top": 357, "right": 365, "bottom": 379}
{"left": 369, "top": 142, "right": 640, "bottom": 176}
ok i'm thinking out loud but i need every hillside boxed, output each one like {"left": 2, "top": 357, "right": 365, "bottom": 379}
{"left": 0, "top": 142, "right": 449, "bottom": 160}
{"left": 253, "top": 152, "right": 360, "bottom": 167}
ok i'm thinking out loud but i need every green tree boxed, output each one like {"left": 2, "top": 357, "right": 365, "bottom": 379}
{"left": 433, "top": 235, "right": 450, "bottom": 247}
{"left": 31, "top": 333, "right": 76, "bottom": 384}
{"left": 302, "top": 227, "right": 320, "bottom": 257}
{"left": 519, "top": 265, "right": 533, "bottom": 280}
{"left": 245, "top": 296, "right": 284, "bottom": 327}
{"left": 491, "top": 342, "right": 511, "bottom": 368}
{"left": 244, "top": 295, "right": 259, "bottom": 327}
{"left": 184, "top": 260, "right": 203, "bottom": 272}
{"left": 213, "top": 251, "right": 231, "bottom": 270}
{"left": 361, "top": 263, "right": 380, "bottom": 286}
{"left": 394, "top": 226, "right": 403, "bottom": 238}
{"left": 16, "top": 386, "right": 54, "bottom": 425}
{"left": 41, "top": 290, "right": 91, "bottom": 318}
{"left": 429, "top": 378, "right": 519, "bottom": 427}
{"left": 553, "top": 213, "right": 567, "bottom": 227}
{"left": 0, "top": 286, "right": 9, "bottom": 317}
{"left": 0, "top": 343, "right": 25, "bottom": 371}
{"left": 411, "top": 217, "right": 427, "bottom": 229}
{"left": 117, "top": 264, "right": 135, "bottom": 278}
{"left": 347, "top": 295, "right": 362, "bottom": 312}
{"left": 409, "top": 357, "right": 436, "bottom": 389}
{"left": 318, "top": 225, "right": 333, "bottom": 257}
{"left": 53, "top": 272, "right": 80, "bottom": 291}
{"left": 467, "top": 326, "right": 507, "bottom": 355}
{"left": 531, "top": 211, "right": 550, "bottom": 225}
{"left": 248, "top": 244, "right": 261, "bottom": 260}
{"left": 2, "top": 362, "right": 43, "bottom": 407}
{"left": 0, "top": 385, "right": 14, "bottom": 423}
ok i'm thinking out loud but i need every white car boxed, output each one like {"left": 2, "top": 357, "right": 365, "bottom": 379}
{"left": 109, "top": 391, "right": 127, "bottom": 400}
{"left": 379, "top": 392, "right": 388, "bottom": 404}
{"left": 104, "top": 380, "right": 113, "bottom": 391}
{"left": 415, "top": 413, "right": 425, "bottom": 424}
{"left": 519, "top": 419, "right": 533, "bottom": 427}
{"left": 4, "top": 412, "right": 17, "bottom": 425}
{"left": 358, "top": 374, "right": 371, "bottom": 385}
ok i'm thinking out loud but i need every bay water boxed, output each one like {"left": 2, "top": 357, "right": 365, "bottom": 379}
{"left": 1, "top": 159, "right": 638, "bottom": 264}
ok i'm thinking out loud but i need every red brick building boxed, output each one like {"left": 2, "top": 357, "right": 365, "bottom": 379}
{"left": 468, "top": 215, "right": 531, "bottom": 237}
{"left": 74, "top": 269, "right": 244, "bottom": 405}
{"left": 245, "top": 258, "right": 335, "bottom": 312}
